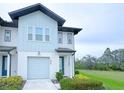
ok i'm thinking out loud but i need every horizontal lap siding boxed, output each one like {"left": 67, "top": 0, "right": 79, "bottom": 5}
{"left": 18, "top": 11, "right": 58, "bottom": 52}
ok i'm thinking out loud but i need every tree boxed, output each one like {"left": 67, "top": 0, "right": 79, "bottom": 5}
{"left": 75, "top": 48, "right": 124, "bottom": 71}
{"left": 100, "top": 48, "right": 113, "bottom": 66}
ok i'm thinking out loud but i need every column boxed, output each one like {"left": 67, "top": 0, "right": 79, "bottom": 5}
{"left": 69, "top": 55, "right": 73, "bottom": 78}
{"left": 7, "top": 53, "right": 10, "bottom": 77}
{"left": 72, "top": 55, "right": 75, "bottom": 77}
{"left": 69, "top": 55, "right": 75, "bottom": 78}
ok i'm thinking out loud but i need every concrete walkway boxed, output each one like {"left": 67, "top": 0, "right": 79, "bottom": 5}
{"left": 23, "top": 79, "right": 57, "bottom": 90}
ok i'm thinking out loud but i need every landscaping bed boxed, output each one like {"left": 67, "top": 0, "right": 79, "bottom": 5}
{"left": 60, "top": 75, "right": 104, "bottom": 90}
{"left": 0, "top": 76, "right": 23, "bottom": 90}
{"left": 56, "top": 71, "right": 104, "bottom": 90}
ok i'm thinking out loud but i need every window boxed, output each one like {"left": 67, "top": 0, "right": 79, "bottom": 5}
{"left": 45, "top": 28, "right": 50, "bottom": 41}
{"left": 58, "top": 32, "right": 63, "bottom": 43}
{"left": 4, "top": 30, "right": 11, "bottom": 42}
{"left": 27, "top": 26, "right": 51, "bottom": 42}
{"left": 35, "top": 27, "right": 43, "bottom": 41}
{"left": 28, "top": 27, "right": 33, "bottom": 40}
{"left": 67, "top": 32, "right": 72, "bottom": 44}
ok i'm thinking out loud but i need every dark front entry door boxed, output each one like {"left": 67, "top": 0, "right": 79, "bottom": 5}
{"left": 2, "top": 56, "right": 7, "bottom": 76}
{"left": 59, "top": 57, "right": 64, "bottom": 74}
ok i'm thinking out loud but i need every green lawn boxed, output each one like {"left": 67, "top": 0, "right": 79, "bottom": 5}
{"left": 78, "top": 70, "right": 124, "bottom": 90}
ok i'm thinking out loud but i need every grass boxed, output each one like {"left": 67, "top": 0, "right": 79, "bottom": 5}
{"left": 78, "top": 70, "right": 124, "bottom": 90}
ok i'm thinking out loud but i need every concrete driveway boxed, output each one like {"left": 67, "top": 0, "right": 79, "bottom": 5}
{"left": 23, "top": 79, "right": 57, "bottom": 90}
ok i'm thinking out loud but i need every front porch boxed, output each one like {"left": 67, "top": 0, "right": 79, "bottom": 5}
{"left": 0, "top": 46, "right": 17, "bottom": 77}
{"left": 56, "top": 48, "right": 76, "bottom": 78}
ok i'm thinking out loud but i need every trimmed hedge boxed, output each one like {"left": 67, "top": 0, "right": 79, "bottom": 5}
{"left": 0, "top": 76, "right": 23, "bottom": 90}
{"left": 56, "top": 72, "right": 63, "bottom": 81}
{"left": 60, "top": 78, "right": 104, "bottom": 90}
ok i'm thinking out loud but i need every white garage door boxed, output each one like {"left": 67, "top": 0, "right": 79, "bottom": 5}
{"left": 28, "top": 57, "right": 49, "bottom": 79}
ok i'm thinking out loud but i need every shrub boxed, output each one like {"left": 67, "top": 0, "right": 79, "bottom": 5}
{"left": 74, "top": 74, "right": 88, "bottom": 79}
{"left": 60, "top": 78, "right": 104, "bottom": 90}
{"left": 109, "top": 63, "right": 120, "bottom": 71}
{"left": 0, "top": 76, "right": 23, "bottom": 90}
{"left": 75, "top": 70, "right": 79, "bottom": 75}
{"left": 94, "top": 63, "right": 110, "bottom": 71}
{"left": 56, "top": 72, "right": 63, "bottom": 82}
{"left": 75, "top": 61, "right": 84, "bottom": 69}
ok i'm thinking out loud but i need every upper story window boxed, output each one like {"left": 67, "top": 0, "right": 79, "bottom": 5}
{"left": 58, "top": 32, "right": 63, "bottom": 43}
{"left": 4, "top": 30, "right": 11, "bottom": 42}
{"left": 67, "top": 32, "right": 73, "bottom": 44}
{"left": 35, "top": 27, "right": 43, "bottom": 41}
{"left": 28, "top": 27, "right": 33, "bottom": 40}
{"left": 27, "top": 26, "right": 50, "bottom": 42}
{"left": 45, "top": 28, "right": 50, "bottom": 41}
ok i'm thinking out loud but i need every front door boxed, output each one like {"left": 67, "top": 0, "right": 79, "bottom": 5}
{"left": 2, "top": 56, "right": 7, "bottom": 76}
{"left": 59, "top": 57, "right": 64, "bottom": 74}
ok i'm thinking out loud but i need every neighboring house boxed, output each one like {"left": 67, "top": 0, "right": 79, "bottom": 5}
{"left": 0, "top": 3, "right": 82, "bottom": 80}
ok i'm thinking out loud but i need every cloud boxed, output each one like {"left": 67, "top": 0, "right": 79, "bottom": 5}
{"left": 0, "top": 3, "right": 124, "bottom": 58}
{"left": 75, "top": 4, "right": 124, "bottom": 45}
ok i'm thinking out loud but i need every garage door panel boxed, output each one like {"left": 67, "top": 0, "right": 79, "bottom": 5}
{"left": 28, "top": 57, "right": 49, "bottom": 79}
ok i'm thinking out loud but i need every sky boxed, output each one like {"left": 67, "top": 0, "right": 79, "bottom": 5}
{"left": 0, "top": 3, "right": 124, "bottom": 58}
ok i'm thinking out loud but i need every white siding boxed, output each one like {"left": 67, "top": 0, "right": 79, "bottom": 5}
{"left": 69, "top": 55, "right": 75, "bottom": 77}
{"left": 59, "top": 32, "right": 74, "bottom": 49}
{"left": 17, "top": 10, "right": 60, "bottom": 79}
{"left": 0, "top": 27, "right": 17, "bottom": 47}
{"left": 64, "top": 55, "right": 74, "bottom": 78}
{"left": 58, "top": 53, "right": 74, "bottom": 78}
{"left": 18, "top": 11, "right": 58, "bottom": 52}
{"left": 64, "top": 56, "right": 70, "bottom": 76}
{"left": 0, "top": 10, "right": 75, "bottom": 79}
{"left": 11, "top": 54, "right": 18, "bottom": 76}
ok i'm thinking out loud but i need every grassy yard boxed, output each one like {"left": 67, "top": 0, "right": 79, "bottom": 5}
{"left": 78, "top": 70, "right": 124, "bottom": 90}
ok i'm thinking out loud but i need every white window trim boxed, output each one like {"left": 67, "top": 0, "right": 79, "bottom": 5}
{"left": 4, "top": 30, "right": 11, "bottom": 42}
{"left": 45, "top": 28, "right": 50, "bottom": 42}
{"left": 27, "top": 26, "right": 50, "bottom": 42}
{"left": 35, "top": 27, "right": 43, "bottom": 41}
{"left": 32, "top": 26, "right": 35, "bottom": 40}
{"left": 58, "top": 31, "right": 63, "bottom": 44}
{"left": 27, "top": 26, "right": 33, "bottom": 41}
{"left": 67, "top": 32, "right": 73, "bottom": 44}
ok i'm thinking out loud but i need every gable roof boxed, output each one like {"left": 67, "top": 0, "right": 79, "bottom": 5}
{"left": 9, "top": 3, "right": 65, "bottom": 26}
{"left": 58, "top": 26, "right": 82, "bottom": 35}
{"left": 0, "top": 17, "right": 17, "bottom": 27}
{"left": 0, "top": 19, "right": 82, "bottom": 35}
{"left": 1, "top": 3, "right": 82, "bottom": 35}
{"left": 0, "top": 17, "right": 4, "bottom": 25}
{"left": 1, "top": 20, "right": 18, "bottom": 27}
